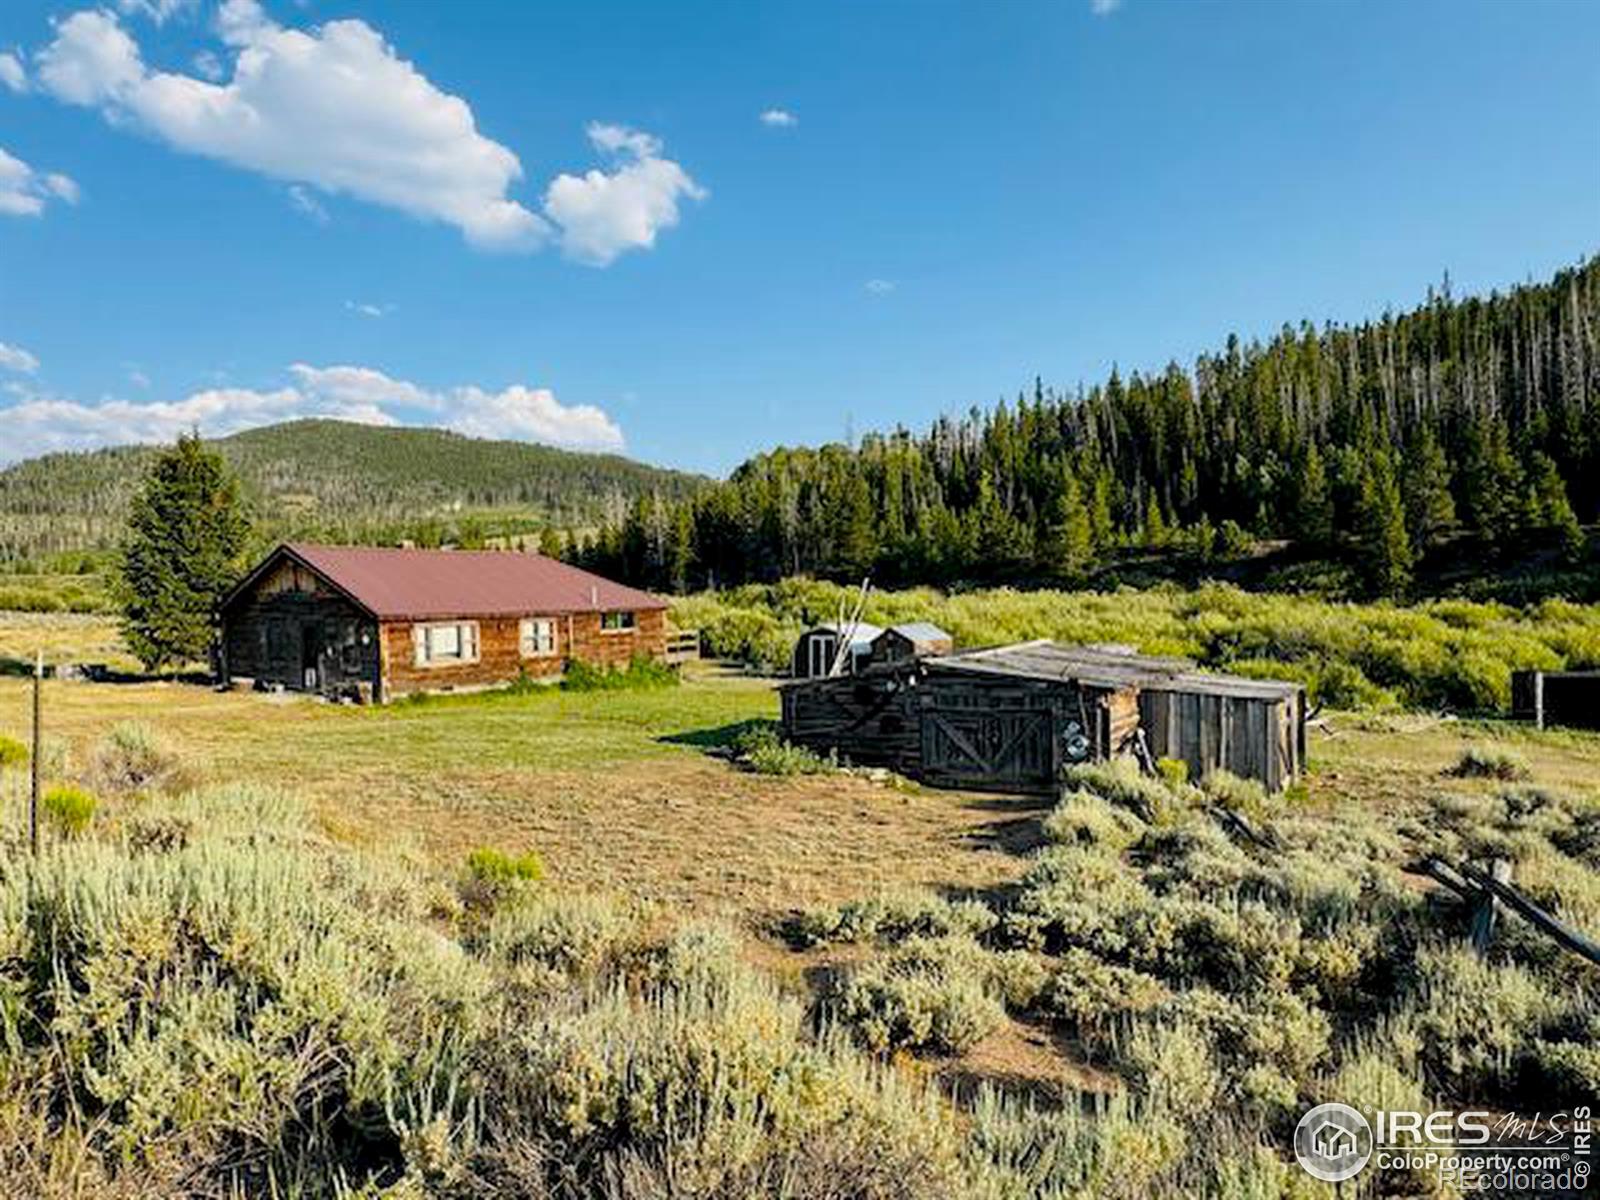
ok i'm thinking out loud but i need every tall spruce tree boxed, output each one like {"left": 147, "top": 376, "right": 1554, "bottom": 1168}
{"left": 117, "top": 432, "right": 251, "bottom": 672}
{"left": 1355, "top": 450, "right": 1413, "bottom": 597}
{"left": 1041, "top": 467, "right": 1094, "bottom": 581}
{"left": 1401, "top": 427, "right": 1456, "bottom": 553}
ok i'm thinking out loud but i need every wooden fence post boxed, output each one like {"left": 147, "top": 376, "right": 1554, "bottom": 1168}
{"left": 30, "top": 648, "right": 41, "bottom": 855}
{"left": 1469, "top": 859, "right": 1511, "bottom": 955}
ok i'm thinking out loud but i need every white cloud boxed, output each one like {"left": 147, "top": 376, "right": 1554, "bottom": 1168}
{"left": 864, "top": 278, "right": 895, "bottom": 295}
{"left": 0, "top": 361, "right": 625, "bottom": 460}
{"left": 543, "top": 122, "right": 706, "bottom": 266}
{"left": 287, "top": 363, "right": 432, "bottom": 410}
{"left": 0, "top": 52, "right": 26, "bottom": 93}
{"left": 344, "top": 300, "right": 394, "bottom": 318}
{"left": 447, "top": 385, "right": 623, "bottom": 450}
{"left": 37, "top": 5, "right": 548, "bottom": 250}
{"left": 116, "top": 0, "right": 198, "bottom": 23}
{"left": 1090, "top": 0, "right": 1123, "bottom": 14}
{"left": 759, "top": 108, "right": 797, "bottom": 128}
{"left": 287, "top": 183, "right": 328, "bottom": 224}
{"left": 0, "top": 342, "right": 40, "bottom": 373}
{"left": 0, "top": 147, "right": 79, "bottom": 217}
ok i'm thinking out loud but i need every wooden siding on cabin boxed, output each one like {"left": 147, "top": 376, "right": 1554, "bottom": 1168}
{"left": 782, "top": 670, "right": 923, "bottom": 770}
{"left": 380, "top": 608, "right": 667, "bottom": 698}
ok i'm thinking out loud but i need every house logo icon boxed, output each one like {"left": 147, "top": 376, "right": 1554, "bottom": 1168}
{"left": 1294, "top": 1103, "right": 1373, "bottom": 1182}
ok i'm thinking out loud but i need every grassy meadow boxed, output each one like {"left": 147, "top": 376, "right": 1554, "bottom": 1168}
{"left": 0, "top": 595, "right": 1597, "bottom": 1196}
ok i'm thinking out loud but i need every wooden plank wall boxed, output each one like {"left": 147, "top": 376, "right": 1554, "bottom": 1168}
{"left": 1139, "top": 690, "right": 1300, "bottom": 791}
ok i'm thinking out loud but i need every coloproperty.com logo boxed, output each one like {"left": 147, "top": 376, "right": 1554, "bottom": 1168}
{"left": 1294, "top": 1102, "right": 1593, "bottom": 1193}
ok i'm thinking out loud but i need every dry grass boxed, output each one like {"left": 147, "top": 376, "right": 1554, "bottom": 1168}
{"left": 0, "top": 663, "right": 1027, "bottom": 918}
{"left": 0, "top": 611, "right": 138, "bottom": 674}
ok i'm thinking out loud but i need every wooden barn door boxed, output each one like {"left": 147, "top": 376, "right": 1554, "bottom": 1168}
{"left": 919, "top": 705, "right": 1058, "bottom": 793}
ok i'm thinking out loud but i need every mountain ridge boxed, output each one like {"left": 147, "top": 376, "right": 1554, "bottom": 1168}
{"left": 0, "top": 418, "right": 705, "bottom": 566}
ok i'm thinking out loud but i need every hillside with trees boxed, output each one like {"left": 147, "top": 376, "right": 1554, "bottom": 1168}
{"left": 575, "top": 256, "right": 1599, "bottom": 600}
{"left": 0, "top": 419, "right": 703, "bottom": 568}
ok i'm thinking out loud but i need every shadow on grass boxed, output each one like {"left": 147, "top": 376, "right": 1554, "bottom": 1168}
{"left": 0, "top": 656, "right": 211, "bottom": 686}
{"left": 658, "top": 718, "right": 775, "bottom": 751}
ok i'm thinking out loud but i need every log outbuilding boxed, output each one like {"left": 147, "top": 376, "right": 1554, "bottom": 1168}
{"left": 780, "top": 638, "right": 1306, "bottom": 793}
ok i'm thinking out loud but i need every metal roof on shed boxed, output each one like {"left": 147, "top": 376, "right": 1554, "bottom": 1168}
{"left": 225, "top": 542, "right": 667, "bottom": 621}
{"left": 928, "top": 640, "right": 1300, "bottom": 699}
{"left": 802, "top": 622, "right": 883, "bottom": 646}
{"left": 884, "top": 621, "right": 951, "bottom": 643}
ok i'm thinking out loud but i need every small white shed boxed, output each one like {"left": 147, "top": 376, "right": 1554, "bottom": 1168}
{"left": 791, "top": 621, "right": 883, "bottom": 679}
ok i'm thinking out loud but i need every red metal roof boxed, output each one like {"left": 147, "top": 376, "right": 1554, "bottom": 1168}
{"left": 248, "top": 542, "right": 666, "bottom": 620}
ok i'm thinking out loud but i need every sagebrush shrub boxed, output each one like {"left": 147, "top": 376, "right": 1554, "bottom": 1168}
{"left": 91, "top": 722, "right": 181, "bottom": 795}
{"left": 0, "top": 734, "right": 27, "bottom": 770}
{"left": 1448, "top": 744, "right": 1532, "bottom": 782}
{"left": 41, "top": 784, "right": 96, "bottom": 836}
{"left": 834, "top": 938, "right": 1005, "bottom": 1056}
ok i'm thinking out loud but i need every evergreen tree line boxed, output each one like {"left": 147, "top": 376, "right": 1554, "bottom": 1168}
{"left": 571, "top": 257, "right": 1600, "bottom": 598}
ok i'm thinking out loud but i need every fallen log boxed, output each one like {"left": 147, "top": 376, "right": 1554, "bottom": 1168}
{"left": 1414, "top": 855, "right": 1600, "bottom": 968}
{"left": 1456, "top": 858, "right": 1600, "bottom": 969}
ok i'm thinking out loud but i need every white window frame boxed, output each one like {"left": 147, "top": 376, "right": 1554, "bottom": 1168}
{"left": 600, "top": 610, "right": 637, "bottom": 634}
{"left": 519, "top": 617, "right": 557, "bottom": 658}
{"left": 414, "top": 620, "right": 479, "bottom": 667}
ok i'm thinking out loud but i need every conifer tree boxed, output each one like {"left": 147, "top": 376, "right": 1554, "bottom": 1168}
{"left": 1041, "top": 467, "right": 1094, "bottom": 581}
{"left": 1401, "top": 427, "right": 1456, "bottom": 553}
{"left": 1529, "top": 452, "right": 1586, "bottom": 563}
{"left": 117, "top": 432, "right": 251, "bottom": 672}
{"left": 1143, "top": 487, "right": 1169, "bottom": 549}
{"left": 1354, "top": 450, "right": 1413, "bottom": 597}
{"left": 1293, "top": 443, "right": 1334, "bottom": 548}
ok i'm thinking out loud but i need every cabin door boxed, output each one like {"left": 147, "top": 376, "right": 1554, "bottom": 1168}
{"left": 808, "top": 635, "right": 836, "bottom": 678}
{"left": 918, "top": 705, "right": 1057, "bottom": 793}
{"left": 300, "top": 622, "right": 322, "bottom": 691}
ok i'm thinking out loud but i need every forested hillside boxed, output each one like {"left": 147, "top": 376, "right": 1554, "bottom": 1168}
{"left": 576, "top": 256, "right": 1600, "bottom": 599}
{"left": 0, "top": 420, "right": 702, "bottom": 567}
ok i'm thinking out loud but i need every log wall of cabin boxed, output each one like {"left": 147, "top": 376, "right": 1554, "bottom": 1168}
{"left": 221, "top": 560, "right": 378, "bottom": 695}
{"left": 378, "top": 607, "right": 668, "bottom": 698}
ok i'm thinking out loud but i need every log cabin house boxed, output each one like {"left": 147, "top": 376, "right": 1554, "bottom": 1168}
{"left": 781, "top": 639, "right": 1305, "bottom": 793}
{"left": 218, "top": 542, "right": 668, "bottom": 701}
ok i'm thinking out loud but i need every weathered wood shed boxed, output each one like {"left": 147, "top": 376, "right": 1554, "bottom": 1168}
{"left": 870, "top": 622, "right": 954, "bottom": 665}
{"left": 1138, "top": 672, "right": 1306, "bottom": 794}
{"left": 1512, "top": 669, "right": 1600, "bottom": 731}
{"left": 780, "top": 638, "right": 1307, "bottom": 794}
{"left": 784, "top": 641, "right": 1166, "bottom": 793}
{"left": 790, "top": 622, "right": 883, "bottom": 679}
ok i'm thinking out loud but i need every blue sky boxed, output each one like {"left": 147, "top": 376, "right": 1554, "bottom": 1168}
{"left": 0, "top": 0, "right": 1595, "bottom": 473}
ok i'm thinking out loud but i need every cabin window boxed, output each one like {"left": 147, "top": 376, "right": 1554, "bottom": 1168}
{"left": 520, "top": 617, "right": 557, "bottom": 657}
{"left": 415, "top": 621, "right": 478, "bottom": 666}
{"left": 600, "top": 611, "right": 636, "bottom": 632}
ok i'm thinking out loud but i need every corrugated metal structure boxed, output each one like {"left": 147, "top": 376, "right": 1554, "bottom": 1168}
{"left": 790, "top": 622, "right": 883, "bottom": 679}
{"left": 1512, "top": 669, "right": 1600, "bottom": 731}
{"left": 780, "top": 638, "right": 1306, "bottom": 793}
